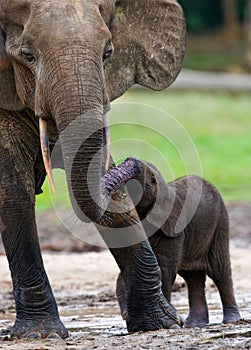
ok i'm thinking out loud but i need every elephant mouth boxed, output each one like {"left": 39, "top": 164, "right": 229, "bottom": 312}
{"left": 39, "top": 112, "right": 111, "bottom": 192}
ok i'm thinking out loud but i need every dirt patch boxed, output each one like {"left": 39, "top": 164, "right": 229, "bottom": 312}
{"left": 0, "top": 248, "right": 250, "bottom": 349}
{"left": 227, "top": 202, "right": 251, "bottom": 248}
{"left": 0, "top": 203, "right": 250, "bottom": 349}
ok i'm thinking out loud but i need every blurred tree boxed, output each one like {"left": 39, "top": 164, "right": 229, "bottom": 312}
{"left": 221, "top": 0, "right": 239, "bottom": 28}
{"left": 221, "top": 0, "right": 241, "bottom": 40}
{"left": 237, "top": 0, "right": 248, "bottom": 21}
{"left": 244, "top": 0, "right": 251, "bottom": 69}
{"left": 179, "top": 0, "right": 222, "bottom": 33}
{"left": 178, "top": 0, "right": 249, "bottom": 72}
{"left": 179, "top": 0, "right": 246, "bottom": 34}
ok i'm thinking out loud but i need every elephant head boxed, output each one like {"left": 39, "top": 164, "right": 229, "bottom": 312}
{"left": 0, "top": 0, "right": 186, "bottom": 224}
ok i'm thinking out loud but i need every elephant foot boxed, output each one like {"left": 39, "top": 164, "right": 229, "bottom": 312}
{"left": 126, "top": 292, "right": 181, "bottom": 332}
{"left": 223, "top": 306, "right": 241, "bottom": 324}
{"left": 10, "top": 317, "right": 68, "bottom": 339}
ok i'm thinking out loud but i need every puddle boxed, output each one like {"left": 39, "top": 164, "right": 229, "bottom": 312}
{"left": 58, "top": 292, "right": 128, "bottom": 336}
{"left": 0, "top": 288, "right": 250, "bottom": 350}
{"left": 1, "top": 289, "right": 251, "bottom": 339}
{"left": 62, "top": 309, "right": 127, "bottom": 336}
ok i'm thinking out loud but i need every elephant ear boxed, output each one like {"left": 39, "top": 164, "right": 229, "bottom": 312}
{"left": 0, "top": 29, "right": 24, "bottom": 110}
{"left": 145, "top": 163, "right": 184, "bottom": 238}
{"left": 105, "top": 0, "right": 186, "bottom": 101}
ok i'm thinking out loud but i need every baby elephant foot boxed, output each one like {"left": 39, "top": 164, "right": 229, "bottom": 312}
{"left": 10, "top": 317, "right": 68, "bottom": 339}
{"left": 223, "top": 306, "right": 241, "bottom": 324}
{"left": 184, "top": 317, "right": 209, "bottom": 328}
{"left": 184, "top": 311, "right": 209, "bottom": 328}
{"left": 126, "top": 292, "right": 181, "bottom": 332}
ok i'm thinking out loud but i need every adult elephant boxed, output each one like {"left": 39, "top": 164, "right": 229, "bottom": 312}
{"left": 0, "top": 0, "right": 186, "bottom": 338}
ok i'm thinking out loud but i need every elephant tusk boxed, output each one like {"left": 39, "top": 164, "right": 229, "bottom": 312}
{"left": 103, "top": 113, "right": 111, "bottom": 171}
{"left": 39, "top": 118, "right": 56, "bottom": 193}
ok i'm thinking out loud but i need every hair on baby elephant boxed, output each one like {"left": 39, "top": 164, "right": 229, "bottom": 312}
{"left": 103, "top": 158, "right": 241, "bottom": 327}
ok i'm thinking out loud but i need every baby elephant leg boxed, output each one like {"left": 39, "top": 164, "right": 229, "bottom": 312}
{"left": 116, "top": 273, "right": 127, "bottom": 320}
{"left": 209, "top": 273, "right": 240, "bottom": 324}
{"left": 209, "top": 278, "right": 240, "bottom": 323}
{"left": 179, "top": 270, "right": 209, "bottom": 328}
{"left": 207, "top": 217, "right": 240, "bottom": 324}
{"left": 151, "top": 234, "right": 180, "bottom": 303}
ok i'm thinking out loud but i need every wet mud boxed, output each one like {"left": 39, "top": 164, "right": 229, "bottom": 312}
{"left": 0, "top": 203, "right": 250, "bottom": 349}
{"left": 0, "top": 280, "right": 250, "bottom": 349}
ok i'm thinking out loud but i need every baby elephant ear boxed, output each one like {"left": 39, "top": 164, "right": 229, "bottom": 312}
{"left": 105, "top": 0, "right": 186, "bottom": 101}
{"left": 145, "top": 163, "right": 184, "bottom": 238}
{"left": 0, "top": 29, "right": 23, "bottom": 110}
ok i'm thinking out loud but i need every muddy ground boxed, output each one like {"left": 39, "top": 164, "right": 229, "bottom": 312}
{"left": 0, "top": 202, "right": 250, "bottom": 349}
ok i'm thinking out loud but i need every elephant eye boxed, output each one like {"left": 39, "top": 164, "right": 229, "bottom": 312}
{"left": 150, "top": 176, "right": 157, "bottom": 185}
{"left": 103, "top": 42, "right": 113, "bottom": 62}
{"left": 20, "top": 47, "right": 35, "bottom": 63}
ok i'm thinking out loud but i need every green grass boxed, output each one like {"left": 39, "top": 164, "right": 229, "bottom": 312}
{"left": 183, "top": 52, "right": 240, "bottom": 72}
{"left": 36, "top": 90, "right": 251, "bottom": 211}
{"left": 35, "top": 169, "right": 70, "bottom": 212}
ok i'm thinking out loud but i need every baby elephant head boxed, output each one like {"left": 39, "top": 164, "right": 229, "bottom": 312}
{"left": 103, "top": 157, "right": 172, "bottom": 225}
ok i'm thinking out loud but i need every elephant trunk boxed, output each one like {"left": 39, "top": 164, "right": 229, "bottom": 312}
{"left": 38, "top": 46, "right": 108, "bottom": 223}
{"left": 57, "top": 108, "right": 105, "bottom": 223}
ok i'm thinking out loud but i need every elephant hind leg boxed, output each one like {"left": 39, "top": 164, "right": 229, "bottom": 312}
{"left": 179, "top": 270, "right": 209, "bottom": 328}
{"left": 206, "top": 214, "right": 240, "bottom": 324}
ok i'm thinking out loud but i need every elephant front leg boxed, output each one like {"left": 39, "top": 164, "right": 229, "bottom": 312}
{"left": 1, "top": 202, "right": 68, "bottom": 339}
{"left": 110, "top": 241, "right": 181, "bottom": 332}
{"left": 1, "top": 189, "right": 68, "bottom": 339}
{"left": 97, "top": 209, "right": 181, "bottom": 331}
{"left": 0, "top": 126, "right": 67, "bottom": 339}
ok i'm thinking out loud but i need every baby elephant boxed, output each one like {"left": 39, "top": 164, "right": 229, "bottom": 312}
{"left": 105, "top": 158, "right": 241, "bottom": 328}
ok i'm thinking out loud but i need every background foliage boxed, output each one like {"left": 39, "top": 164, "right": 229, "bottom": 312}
{"left": 179, "top": 0, "right": 247, "bottom": 33}
{"left": 180, "top": 0, "right": 251, "bottom": 72}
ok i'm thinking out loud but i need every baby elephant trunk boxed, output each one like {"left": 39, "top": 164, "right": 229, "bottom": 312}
{"left": 102, "top": 158, "right": 142, "bottom": 197}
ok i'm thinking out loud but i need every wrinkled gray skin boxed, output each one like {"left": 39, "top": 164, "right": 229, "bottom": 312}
{"left": 0, "top": 0, "right": 186, "bottom": 339}
{"left": 105, "top": 158, "right": 241, "bottom": 327}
